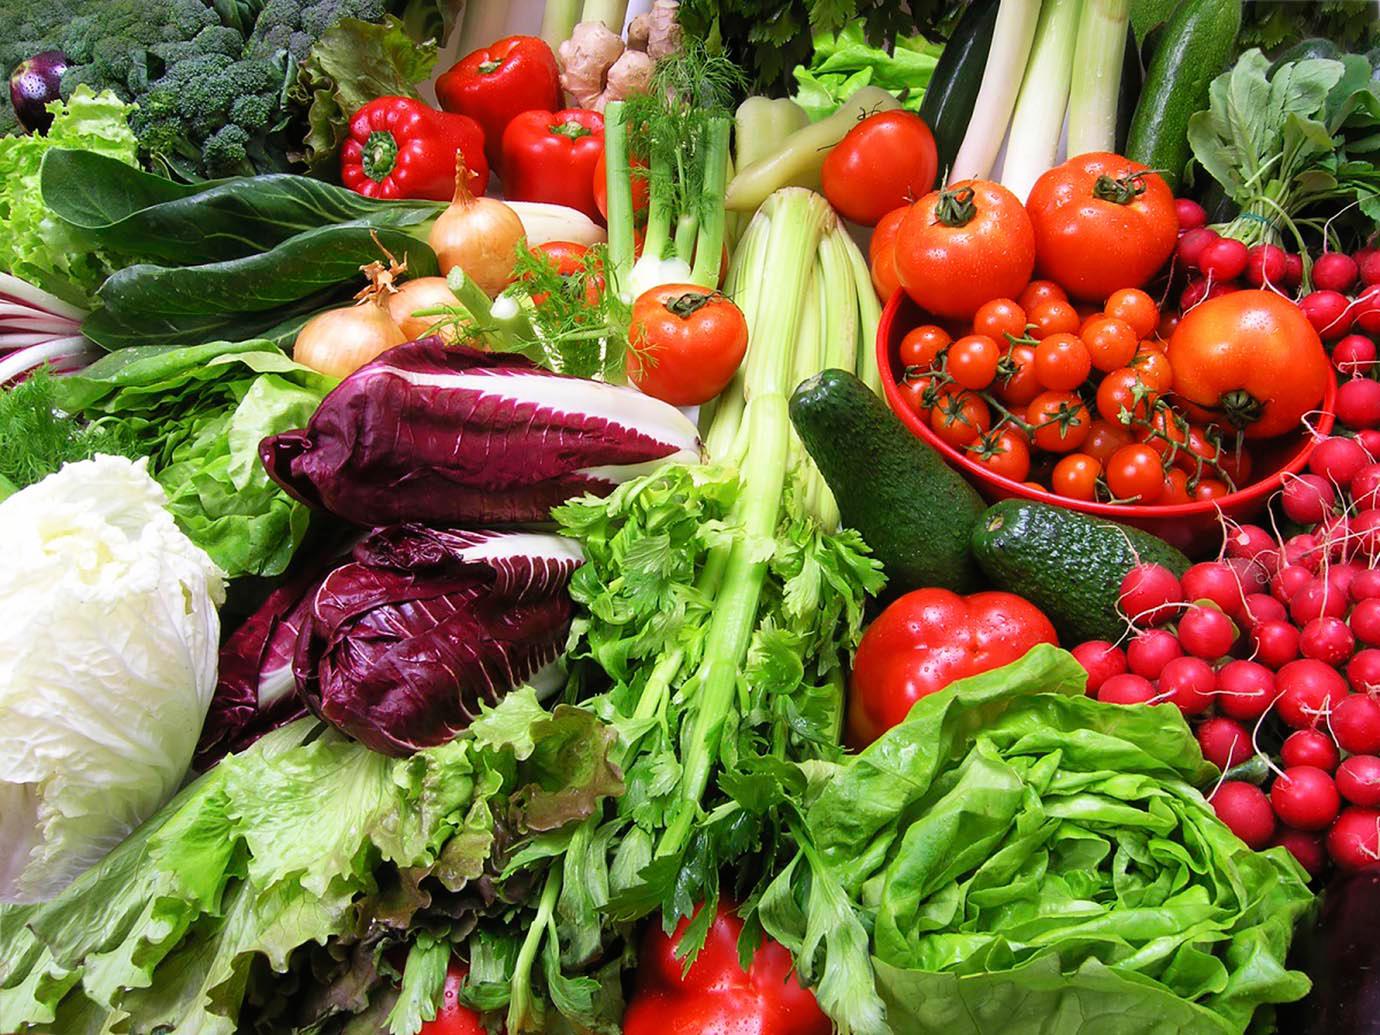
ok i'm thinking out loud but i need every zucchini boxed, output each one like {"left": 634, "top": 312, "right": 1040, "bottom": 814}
{"left": 1125, "top": 0, "right": 1241, "bottom": 192}
{"left": 918, "top": 0, "right": 1000, "bottom": 187}
{"left": 1269, "top": 37, "right": 1343, "bottom": 75}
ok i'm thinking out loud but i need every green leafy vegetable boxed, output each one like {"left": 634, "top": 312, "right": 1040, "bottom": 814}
{"left": 0, "top": 694, "right": 622, "bottom": 1035}
{"left": 292, "top": 16, "right": 440, "bottom": 176}
{"left": 791, "top": 24, "right": 942, "bottom": 120}
{"left": 0, "top": 369, "right": 136, "bottom": 495}
{"left": 1236, "top": 0, "right": 1378, "bottom": 55}
{"left": 53, "top": 341, "right": 336, "bottom": 578}
{"left": 0, "top": 88, "right": 139, "bottom": 306}
{"left": 758, "top": 645, "right": 1315, "bottom": 1035}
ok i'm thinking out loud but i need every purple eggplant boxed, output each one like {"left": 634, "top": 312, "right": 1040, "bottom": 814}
{"left": 1277, "top": 869, "right": 1377, "bottom": 1034}
{"left": 9, "top": 51, "right": 68, "bottom": 134}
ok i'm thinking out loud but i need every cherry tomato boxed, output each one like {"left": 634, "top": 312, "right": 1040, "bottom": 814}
{"left": 1018, "top": 279, "right": 1067, "bottom": 311}
{"left": 1104, "top": 288, "right": 1160, "bottom": 338}
{"left": 895, "top": 179, "right": 1036, "bottom": 319}
{"left": 1137, "top": 408, "right": 1190, "bottom": 459}
{"left": 1081, "top": 315, "right": 1139, "bottom": 372}
{"left": 1027, "top": 391, "right": 1092, "bottom": 453}
{"left": 967, "top": 427, "right": 1031, "bottom": 482}
{"left": 1106, "top": 443, "right": 1165, "bottom": 502}
{"left": 1096, "top": 367, "right": 1157, "bottom": 426}
{"left": 1161, "top": 467, "right": 1193, "bottom": 504}
{"left": 527, "top": 240, "right": 602, "bottom": 306}
{"left": 1130, "top": 343, "right": 1173, "bottom": 391}
{"left": 930, "top": 390, "right": 991, "bottom": 448}
{"left": 898, "top": 374, "right": 937, "bottom": 419}
{"left": 1193, "top": 478, "right": 1230, "bottom": 500}
{"left": 947, "top": 333, "right": 1001, "bottom": 390}
{"left": 898, "top": 324, "right": 950, "bottom": 369}
{"left": 1026, "top": 153, "right": 1178, "bottom": 301}
{"left": 419, "top": 961, "right": 485, "bottom": 1035}
{"left": 822, "top": 111, "right": 939, "bottom": 226}
{"left": 869, "top": 206, "right": 908, "bottom": 302}
{"left": 972, "top": 298, "right": 1028, "bottom": 342}
{"left": 1028, "top": 299, "right": 1079, "bottom": 339}
{"left": 995, "top": 344, "right": 1043, "bottom": 406}
{"left": 1033, "top": 332, "right": 1092, "bottom": 391}
{"left": 1084, "top": 419, "right": 1132, "bottom": 464}
{"left": 1167, "top": 290, "right": 1331, "bottom": 438}
{"left": 1052, "top": 453, "right": 1102, "bottom": 500}
{"left": 628, "top": 285, "right": 748, "bottom": 406}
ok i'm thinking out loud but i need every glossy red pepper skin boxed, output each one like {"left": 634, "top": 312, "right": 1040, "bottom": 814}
{"left": 341, "top": 97, "right": 488, "bottom": 202}
{"left": 847, "top": 588, "right": 1058, "bottom": 747}
{"left": 435, "top": 35, "right": 561, "bottom": 167}
{"left": 623, "top": 900, "right": 832, "bottom": 1035}
{"left": 500, "top": 109, "right": 606, "bottom": 220}
{"left": 417, "top": 960, "right": 485, "bottom": 1035}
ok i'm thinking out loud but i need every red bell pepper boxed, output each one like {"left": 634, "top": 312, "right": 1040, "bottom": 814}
{"left": 501, "top": 109, "right": 605, "bottom": 221}
{"left": 417, "top": 959, "right": 485, "bottom": 1035}
{"left": 341, "top": 97, "right": 488, "bottom": 202}
{"left": 435, "top": 35, "right": 561, "bottom": 168}
{"left": 623, "top": 900, "right": 832, "bottom": 1035}
{"left": 847, "top": 588, "right": 1058, "bottom": 746}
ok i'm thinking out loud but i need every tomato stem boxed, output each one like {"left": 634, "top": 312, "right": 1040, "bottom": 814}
{"left": 934, "top": 186, "right": 977, "bottom": 228}
{"left": 1092, "top": 172, "right": 1147, "bottom": 206}
{"left": 664, "top": 290, "right": 719, "bottom": 319}
{"left": 1219, "top": 389, "right": 1263, "bottom": 433}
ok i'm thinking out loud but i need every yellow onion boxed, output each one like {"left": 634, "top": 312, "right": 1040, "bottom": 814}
{"left": 428, "top": 161, "right": 525, "bottom": 298}
{"left": 293, "top": 302, "right": 406, "bottom": 378}
{"left": 386, "top": 276, "right": 463, "bottom": 341}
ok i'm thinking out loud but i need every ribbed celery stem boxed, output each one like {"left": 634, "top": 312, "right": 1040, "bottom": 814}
{"left": 601, "top": 102, "right": 636, "bottom": 295}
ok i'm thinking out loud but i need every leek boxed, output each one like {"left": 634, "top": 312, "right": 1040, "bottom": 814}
{"left": 455, "top": 0, "right": 511, "bottom": 60}
{"left": 539, "top": 0, "right": 581, "bottom": 50}
{"left": 1000, "top": 0, "right": 1083, "bottom": 201}
{"left": 579, "top": 0, "right": 630, "bottom": 32}
{"left": 1067, "top": 0, "right": 1130, "bottom": 156}
{"left": 949, "top": 0, "right": 1042, "bottom": 183}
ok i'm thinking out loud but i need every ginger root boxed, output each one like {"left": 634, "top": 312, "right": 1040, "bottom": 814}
{"left": 558, "top": 0, "right": 681, "bottom": 111}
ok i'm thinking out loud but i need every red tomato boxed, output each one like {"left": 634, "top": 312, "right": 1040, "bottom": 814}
{"left": 419, "top": 961, "right": 485, "bottom": 1035}
{"left": 1096, "top": 367, "right": 1157, "bottom": 426}
{"left": 822, "top": 111, "right": 939, "bottom": 226}
{"left": 947, "top": 334, "right": 1001, "bottom": 390}
{"left": 1081, "top": 315, "right": 1139, "bottom": 372}
{"left": 528, "top": 240, "right": 601, "bottom": 305}
{"left": 1084, "top": 419, "right": 1132, "bottom": 464}
{"left": 1028, "top": 299, "right": 1079, "bottom": 339}
{"left": 967, "top": 427, "right": 1031, "bottom": 482}
{"left": 1026, "top": 153, "right": 1178, "bottom": 301}
{"left": 1018, "top": 279, "right": 1067, "bottom": 311}
{"left": 996, "top": 344, "right": 1042, "bottom": 406}
{"left": 1130, "top": 344, "right": 1173, "bottom": 391}
{"left": 1167, "top": 290, "right": 1332, "bottom": 438}
{"left": 629, "top": 285, "right": 748, "bottom": 406}
{"left": 1161, "top": 467, "right": 1193, "bottom": 504}
{"left": 1106, "top": 444, "right": 1165, "bottom": 502}
{"left": 973, "top": 298, "right": 1027, "bottom": 341}
{"left": 898, "top": 324, "right": 951, "bottom": 369}
{"left": 1027, "top": 391, "right": 1092, "bottom": 453}
{"left": 1052, "top": 453, "right": 1102, "bottom": 501}
{"left": 869, "top": 206, "right": 908, "bottom": 302}
{"left": 1104, "top": 288, "right": 1160, "bottom": 338}
{"left": 1193, "top": 478, "right": 1230, "bottom": 500}
{"left": 894, "top": 180, "right": 1036, "bottom": 319}
{"left": 593, "top": 147, "right": 650, "bottom": 222}
{"left": 847, "top": 589, "right": 1058, "bottom": 746}
{"left": 1033, "top": 332, "right": 1092, "bottom": 391}
{"left": 899, "top": 374, "right": 938, "bottom": 419}
{"left": 930, "top": 390, "right": 991, "bottom": 448}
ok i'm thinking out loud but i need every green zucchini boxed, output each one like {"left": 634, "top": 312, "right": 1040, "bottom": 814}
{"left": 1126, "top": 0, "right": 1242, "bottom": 192}
{"left": 918, "top": 0, "right": 1000, "bottom": 187}
{"left": 1269, "top": 37, "right": 1343, "bottom": 75}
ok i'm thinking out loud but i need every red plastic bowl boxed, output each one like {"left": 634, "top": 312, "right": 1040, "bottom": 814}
{"left": 877, "top": 292, "right": 1337, "bottom": 556}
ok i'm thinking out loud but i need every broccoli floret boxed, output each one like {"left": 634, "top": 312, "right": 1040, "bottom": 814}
{"left": 202, "top": 124, "right": 253, "bottom": 176}
{"left": 229, "top": 94, "right": 274, "bottom": 133}
{"left": 192, "top": 25, "right": 248, "bottom": 58}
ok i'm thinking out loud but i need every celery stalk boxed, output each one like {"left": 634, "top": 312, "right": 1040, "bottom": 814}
{"left": 1000, "top": 0, "right": 1083, "bottom": 201}
{"left": 601, "top": 102, "right": 636, "bottom": 297}
{"left": 580, "top": 0, "right": 630, "bottom": 31}
{"left": 689, "top": 118, "right": 732, "bottom": 287}
{"left": 700, "top": 207, "right": 769, "bottom": 454}
{"left": 834, "top": 231, "right": 883, "bottom": 391}
{"left": 674, "top": 214, "right": 699, "bottom": 264}
{"left": 949, "top": 0, "right": 1043, "bottom": 182}
{"left": 539, "top": 0, "right": 581, "bottom": 50}
{"left": 1067, "top": 0, "right": 1130, "bottom": 156}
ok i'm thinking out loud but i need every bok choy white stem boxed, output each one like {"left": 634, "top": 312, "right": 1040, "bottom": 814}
{"left": 1067, "top": 0, "right": 1130, "bottom": 156}
{"left": 1000, "top": 0, "right": 1083, "bottom": 201}
{"left": 950, "top": 0, "right": 1043, "bottom": 183}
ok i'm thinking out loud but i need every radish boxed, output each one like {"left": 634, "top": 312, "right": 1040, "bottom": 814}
{"left": 1241, "top": 592, "right": 1286, "bottom": 626}
{"left": 1199, "top": 238, "right": 1248, "bottom": 281}
{"left": 1281, "top": 536, "right": 1322, "bottom": 573}
{"left": 1251, "top": 620, "right": 1301, "bottom": 669}
{"left": 1270, "top": 826, "right": 1327, "bottom": 876}
{"left": 1319, "top": 516, "right": 1355, "bottom": 562}
{"left": 1214, "top": 659, "right": 1277, "bottom": 720}
{"left": 1358, "top": 429, "right": 1380, "bottom": 458}
{"left": 1070, "top": 640, "right": 1126, "bottom": 694}
{"left": 1336, "top": 755, "right": 1380, "bottom": 807}
{"left": 1272, "top": 564, "right": 1314, "bottom": 603}
{"left": 1348, "top": 649, "right": 1380, "bottom": 693}
{"left": 1300, "top": 289, "right": 1351, "bottom": 340}
{"left": 1337, "top": 378, "right": 1380, "bottom": 430}
{"left": 1270, "top": 765, "right": 1341, "bottom": 831}
{"left": 1283, "top": 252, "right": 1304, "bottom": 290}
{"left": 1157, "top": 655, "right": 1215, "bottom": 714}
{"left": 1352, "top": 569, "right": 1380, "bottom": 602}
{"left": 1348, "top": 509, "right": 1380, "bottom": 558}
{"left": 1225, "top": 524, "right": 1276, "bottom": 564}
{"left": 1097, "top": 673, "right": 1157, "bottom": 705}
{"left": 1118, "top": 564, "right": 1182, "bottom": 627}
{"left": 1244, "top": 243, "right": 1287, "bottom": 288}
{"left": 1276, "top": 658, "right": 1349, "bottom": 728}
{"left": 1290, "top": 577, "right": 1349, "bottom": 625}
{"left": 1210, "top": 781, "right": 1276, "bottom": 849}
{"left": 1197, "top": 716, "right": 1252, "bottom": 770}
{"left": 1282, "top": 473, "right": 1335, "bottom": 524}
{"left": 1175, "top": 198, "right": 1207, "bottom": 230}
{"left": 1333, "top": 335, "right": 1377, "bottom": 377}
{"left": 1326, "top": 561, "right": 1363, "bottom": 598}
{"left": 1310, "top": 435, "right": 1370, "bottom": 486}
{"left": 1353, "top": 463, "right": 1380, "bottom": 508}
{"left": 1359, "top": 248, "right": 1380, "bottom": 287}
{"left": 1334, "top": 693, "right": 1380, "bottom": 753}
{"left": 1181, "top": 561, "right": 1249, "bottom": 617}
{"left": 1126, "top": 629, "right": 1182, "bottom": 680}
{"left": 1177, "top": 606, "right": 1237, "bottom": 660}
{"left": 1354, "top": 284, "right": 1380, "bottom": 336}
{"left": 1300, "top": 616, "right": 1356, "bottom": 666}
{"left": 1350, "top": 599, "right": 1380, "bottom": 646}
{"left": 1313, "top": 252, "right": 1359, "bottom": 293}
{"left": 1180, "top": 277, "right": 1211, "bottom": 310}
{"left": 1176, "top": 227, "right": 1217, "bottom": 268}
{"left": 1281, "top": 728, "right": 1340, "bottom": 772}
{"left": 1327, "top": 806, "right": 1380, "bottom": 870}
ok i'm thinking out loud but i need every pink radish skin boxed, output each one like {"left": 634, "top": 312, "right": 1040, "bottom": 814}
{"left": 1214, "top": 659, "right": 1277, "bottom": 721}
{"left": 1097, "top": 673, "right": 1158, "bottom": 705}
{"left": 1333, "top": 335, "right": 1377, "bottom": 377}
{"left": 1178, "top": 606, "right": 1237, "bottom": 660}
{"left": 1313, "top": 252, "right": 1359, "bottom": 293}
{"left": 1276, "top": 658, "right": 1349, "bottom": 728}
{"left": 1197, "top": 716, "right": 1252, "bottom": 770}
{"left": 1071, "top": 641, "right": 1126, "bottom": 694}
{"left": 1300, "top": 290, "right": 1351, "bottom": 340}
{"left": 1350, "top": 599, "right": 1380, "bottom": 646}
{"left": 1157, "top": 655, "right": 1215, "bottom": 715}
{"left": 1251, "top": 620, "right": 1301, "bottom": 670}
{"left": 1271, "top": 826, "right": 1327, "bottom": 876}
{"left": 1347, "top": 649, "right": 1380, "bottom": 693}
{"left": 1300, "top": 616, "right": 1356, "bottom": 666}
{"left": 1338, "top": 379, "right": 1380, "bottom": 430}
{"left": 1334, "top": 694, "right": 1380, "bottom": 754}
{"left": 1119, "top": 564, "right": 1183, "bottom": 627}
{"left": 1270, "top": 765, "right": 1341, "bottom": 831}
{"left": 1211, "top": 781, "right": 1276, "bottom": 849}
{"left": 1281, "top": 729, "right": 1340, "bottom": 772}
{"left": 1126, "top": 629, "right": 1182, "bottom": 680}
{"left": 1336, "top": 756, "right": 1380, "bottom": 807}
{"left": 1327, "top": 807, "right": 1380, "bottom": 870}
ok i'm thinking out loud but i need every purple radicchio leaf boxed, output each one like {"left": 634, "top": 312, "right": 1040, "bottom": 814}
{"left": 260, "top": 337, "right": 701, "bottom": 527}
{"left": 294, "top": 526, "right": 584, "bottom": 756}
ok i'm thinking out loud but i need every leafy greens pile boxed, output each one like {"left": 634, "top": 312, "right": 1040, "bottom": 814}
{"left": 0, "top": 692, "right": 623, "bottom": 1035}
{"left": 52, "top": 341, "right": 337, "bottom": 578}
{"left": 791, "top": 24, "right": 942, "bottom": 121}
{"left": 756, "top": 645, "right": 1315, "bottom": 1035}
